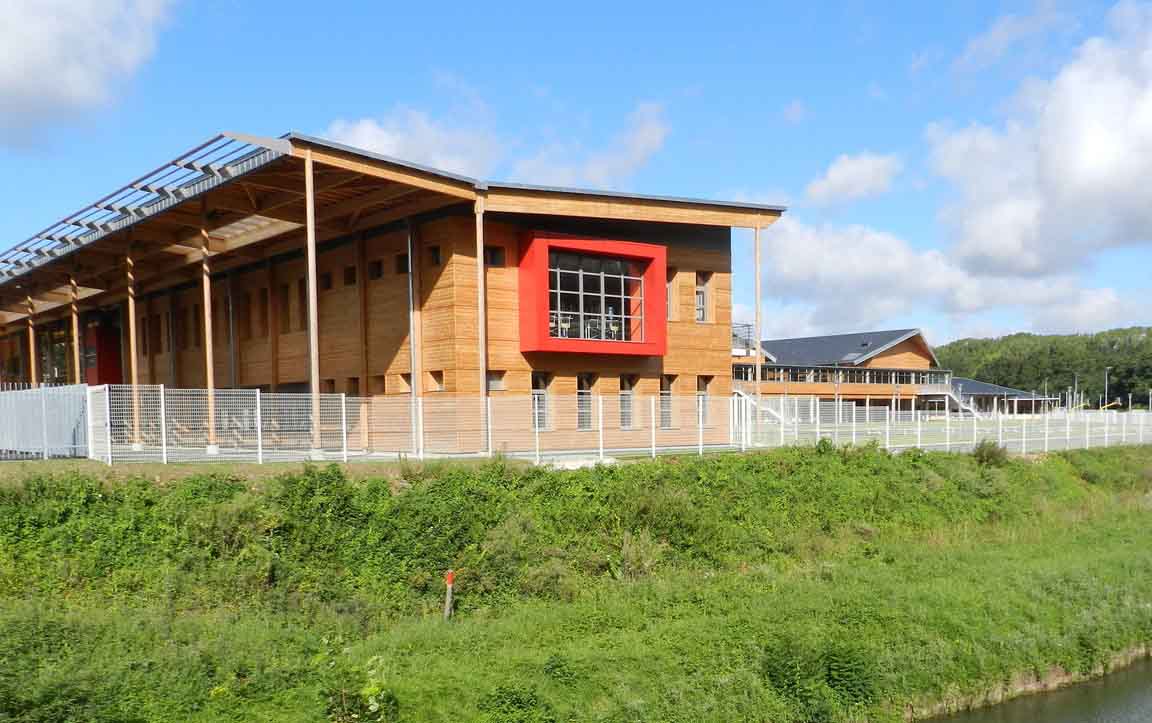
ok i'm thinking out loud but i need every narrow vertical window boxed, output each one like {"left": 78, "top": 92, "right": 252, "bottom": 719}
{"left": 695, "top": 271, "right": 712, "bottom": 322}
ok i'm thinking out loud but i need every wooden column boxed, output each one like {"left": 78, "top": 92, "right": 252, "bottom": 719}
{"left": 69, "top": 276, "right": 81, "bottom": 384}
{"left": 304, "top": 150, "right": 322, "bottom": 453}
{"left": 226, "top": 272, "right": 238, "bottom": 388}
{"left": 25, "top": 296, "right": 37, "bottom": 388}
{"left": 167, "top": 289, "right": 178, "bottom": 387}
{"left": 753, "top": 222, "right": 763, "bottom": 394}
{"left": 267, "top": 260, "right": 279, "bottom": 392}
{"left": 356, "top": 235, "right": 369, "bottom": 393}
{"left": 474, "top": 194, "right": 487, "bottom": 396}
{"left": 126, "top": 253, "right": 141, "bottom": 443}
{"left": 406, "top": 220, "right": 423, "bottom": 397}
{"left": 200, "top": 215, "right": 217, "bottom": 450}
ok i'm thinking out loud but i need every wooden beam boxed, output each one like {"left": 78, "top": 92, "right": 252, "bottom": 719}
{"left": 289, "top": 143, "right": 476, "bottom": 200}
{"left": 200, "top": 205, "right": 218, "bottom": 450}
{"left": 484, "top": 187, "right": 784, "bottom": 228}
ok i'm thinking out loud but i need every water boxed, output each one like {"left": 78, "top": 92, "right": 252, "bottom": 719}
{"left": 933, "top": 657, "right": 1152, "bottom": 723}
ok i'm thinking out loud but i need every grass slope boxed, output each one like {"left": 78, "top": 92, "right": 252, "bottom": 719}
{"left": 2, "top": 444, "right": 1151, "bottom": 721}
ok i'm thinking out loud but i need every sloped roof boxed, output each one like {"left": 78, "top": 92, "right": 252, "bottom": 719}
{"left": 759, "top": 329, "right": 937, "bottom": 367}
{"left": 951, "top": 377, "right": 1055, "bottom": 400}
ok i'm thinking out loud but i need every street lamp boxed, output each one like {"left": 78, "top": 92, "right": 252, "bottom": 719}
{"left": 1104, "top": 367, "right": 1113, "bottom": 409}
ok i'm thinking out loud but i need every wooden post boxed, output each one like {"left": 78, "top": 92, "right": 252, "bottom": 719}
{"left": 226, "top": 271, "right": 238, "bottom": 389}
{"left": 356, "top": 234, "right": 369, "bottom": 394}
{"left": 753, "top": 223, "right": 762, "bottom": 397}
{"left": 406, "top": 221, "right": 423, "bottom": 398}
{"left": 25, "top": 296, "right": 37, "bottom": 388}
{"left": 69, "top": 276, "right": 81, "bottom": 384}
{"left": 305, "top": 151, "right": 322, "bottom": 454}
{"left": 443, "top": 570, "right": 455, "bottom": 621}
{"left": 267, "top": 260, "right": 279, "bottom": 392}
{"left": 474, "top": 193, "right": 488, "bottom": 453}
{"left": 126, "top": 253, "right": 141, "bottom": 444}
{"left": 200, "top": 210, "right": 218, "bottom": 452}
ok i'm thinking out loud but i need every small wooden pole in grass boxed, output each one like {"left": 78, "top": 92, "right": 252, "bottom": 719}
{"left": 443, "top": 569, "right": 455, "bottom": 621}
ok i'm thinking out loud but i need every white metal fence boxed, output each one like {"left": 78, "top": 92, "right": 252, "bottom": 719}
{"left": 0, "top": 385, "right": 89, "bottom": 460}
{"left": 2, "top": 384, "right": 1150, "bottom": 465}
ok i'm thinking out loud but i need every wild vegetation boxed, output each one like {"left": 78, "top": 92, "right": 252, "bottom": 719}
{"left": 2, "top": 444, "right": 1151, "bottom": 721}
{"left": 936, "top": 326, "right": 1152, "bottom": 406}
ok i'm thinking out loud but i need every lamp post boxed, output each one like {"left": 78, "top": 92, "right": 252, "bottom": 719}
{"left": 1104, "top": 367, "right": 1112, "bottom": 409}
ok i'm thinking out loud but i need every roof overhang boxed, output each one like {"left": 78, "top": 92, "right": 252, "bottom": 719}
{"left": 1, "top": 130, "right": 787, "bottom": 327}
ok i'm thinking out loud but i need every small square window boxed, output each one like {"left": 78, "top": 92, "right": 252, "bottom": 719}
{"left": 483, "top": 245, "right": 505, "bottom": 267}
{"left": 319, "top": 272, "right": 333, "bottom": 292}
{"left": 395, "top": 253, "right": 409, "bottom": 274}
{"left": 428, "top": 245, "right": 442, "bottom": 265}
{"left": 428, "top": 370, "right": 444, "bottom": 392}
{"left": 343, "top": 266, "right": 357, "bottom": 286}
{"left": 368, "top": 260, "right": 383, "bottom": 280}
{"left": 486, "top": 370, "right": 506, "bottom": 391}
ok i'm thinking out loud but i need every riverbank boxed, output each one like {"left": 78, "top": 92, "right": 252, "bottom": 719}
{"left": 2, "top": 444, "right": 1151, "bottom": 721}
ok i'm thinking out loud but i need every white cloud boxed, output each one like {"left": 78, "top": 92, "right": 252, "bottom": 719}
{"left": 805, "top": 152, "right": 903, "bottom": 205}
{"left": 325, "top": 109, "right": 503, "bottom": 178}
{"left": 0, "top": 0, "right": 169, "bottom": 141}
{"left": 781, "top": 100, "right": 807, "bottom": 124}
{"left": 754, "top": 216, "right": 1138, "bottom": 336}
{"left": 929, "top": 1, "right": 1152, "bottom": 275}
{"left": 510, "top": 102, "right": 668, "bottom": 188}
{"left": 954, "top": 0, "right": 1076, "bottom": 71}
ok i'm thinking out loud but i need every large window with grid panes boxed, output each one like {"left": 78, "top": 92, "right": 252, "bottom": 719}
{"left": 548, "top": 251, "right": 644, "bottom": 342}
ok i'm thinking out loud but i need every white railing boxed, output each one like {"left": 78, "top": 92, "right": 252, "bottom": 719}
{"left": 1, "top": 384, "right": 1150, "bottom": 465}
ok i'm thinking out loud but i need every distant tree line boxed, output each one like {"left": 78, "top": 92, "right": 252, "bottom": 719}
{"left": 936, "top": 326, "right": 1152, "bottom": 408}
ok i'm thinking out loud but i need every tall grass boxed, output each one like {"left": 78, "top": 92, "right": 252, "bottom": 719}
{"left": 1, "top": 444, "right": 1150, "bottom": 721}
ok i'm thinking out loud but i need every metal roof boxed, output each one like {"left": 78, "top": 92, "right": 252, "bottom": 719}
{"left": 759, "top": 328, "right": 938, "bottom": 367}
{"left": 951, "top": 377, "right": 1057, "bottom": 400}
{"left": 0, "top": 130, "right": 787, "bottom": 298}
{"left": 0, "top": 134, "right": 285, "bottom": 287}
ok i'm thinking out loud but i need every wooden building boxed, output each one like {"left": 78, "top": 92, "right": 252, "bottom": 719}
{"left": 731, "top": 328, "right": 959, "bottom": 410}
{"left": 0, "top": 133, "right": 783, "bottom": 416}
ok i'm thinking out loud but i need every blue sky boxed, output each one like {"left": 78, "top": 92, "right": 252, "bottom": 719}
{"left": 2, "top": 0, "right": 1149, "bottom": 344}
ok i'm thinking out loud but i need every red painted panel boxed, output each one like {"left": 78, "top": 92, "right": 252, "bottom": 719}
{"left": 518, "top": 232, "right": 666, "bottom": 356}
{"left": 84, "top": 322, "right": 123, "bottom": 385}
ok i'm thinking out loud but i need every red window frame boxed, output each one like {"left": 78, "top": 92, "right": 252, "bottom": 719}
{"left": 518, "top": 231, "right": 667, "bottom": 356}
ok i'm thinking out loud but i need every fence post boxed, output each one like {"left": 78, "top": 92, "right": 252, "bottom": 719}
{"left": 916, "top": 410, "right": 922, "bottom": 449}
{"left": 851, "top": 402, "right": 857, "bottom": 446}
{"left": 1140, "top": 412, "right": 1145, "bottom": 444}
{"left": 1066, "top": 409, "right": 1071, "bottom": 450}
{"left": 997, "top": 410, "right": 1004, "bottom": 447}
{"left": 533, "top": 395, "right": 541, "bottom": 465}
{"left": 417, "top": 397, "right": 426, "bottom": 460}
{"left": 1122, "top": 413, "right": 1127, "bottom": 445}
{"left": 739, "top": 397, "right": 746, "bottom": 452}
{"left": 945, "top": 408, "right": 951, "bottom": 452}
{"left": 884, "top": 407, "right": 891, "bottom": 450}
{"left": 650, "top": 396, "right": 657, "bottom": 458}
{"left": 341, "top": 393, "right": 349, "bottom": 463}
{"left": 105, "top": 386, "right": 113, "bottom": 465}
{"left": 595, "top": 394, "right": 604, "bottom": 462}
{"left": 85, "top": 386, "right": 94, "bottom": 460}
{"left": 485, "top": 396, "right": 494, "bottom": 458}
{"left": 255, "top": 389, "right": 264, "bottom": 465}
{"left": 697, "top": 396, "right": 704, "bottom": 456}
{"left": 972, "top": 413, "right": 977, "bottom": 451}
{"left": 1085, "top": 412, "right": 1091, "bottom": 448}
{"left": 814, "top": 400, "right": 821, "bottom": 442}
{"left": 1021, "top": 415, "right": 1027, "bottom": 455}
{"left": 1104, "top": 413, "right": 1110, "bottom": 447}
{"left": 40, "top": 386, "right": 49, "bottom": 460}
{"left": 1043, "top": 412, "right": 1049, "bottom": 453}
{"left": 159, "top": 385, "right": 168, "bottom": 465}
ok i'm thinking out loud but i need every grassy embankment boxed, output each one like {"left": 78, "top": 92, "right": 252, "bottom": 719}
{"left": 2, "top": 443, "right": 1151, "bottom": 722}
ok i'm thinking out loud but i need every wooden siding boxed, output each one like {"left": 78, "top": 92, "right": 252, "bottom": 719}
{"left": 3, "top": 212, "right": 739, "bottom": 396}
{"left": 863, "top": 337, "right": 934, "bottom": 369}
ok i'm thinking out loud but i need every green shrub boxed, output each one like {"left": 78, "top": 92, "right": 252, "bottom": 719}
{"left": 972, "top": 439, "right": 1009, "bottom": 467}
